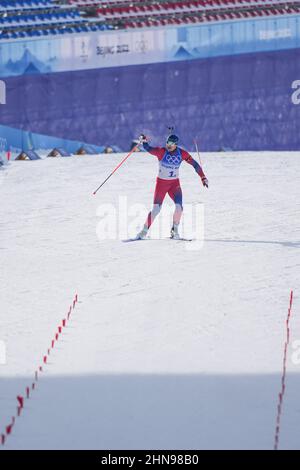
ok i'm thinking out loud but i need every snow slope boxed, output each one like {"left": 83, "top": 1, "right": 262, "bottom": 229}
{"left": 0, "top": 151, "right": 300, "bottom": 450}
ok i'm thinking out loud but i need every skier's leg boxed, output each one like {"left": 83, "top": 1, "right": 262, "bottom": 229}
{"left": 136, "top": 179, "right": 168, "bottom": 239}
{"left": 145, "top": 179, "right": 168, "bottom": 229}
{"left": 168, "top": 181, "right": 183, "bottom": 226}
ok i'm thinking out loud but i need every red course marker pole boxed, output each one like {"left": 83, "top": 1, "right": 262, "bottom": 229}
{"left": 274, "top": 290, "right": 294, "bottom": 450}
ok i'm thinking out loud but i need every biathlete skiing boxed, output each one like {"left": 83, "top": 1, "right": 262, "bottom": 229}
{"left": 136, "top": 133, "right": 209, "bottom": 240}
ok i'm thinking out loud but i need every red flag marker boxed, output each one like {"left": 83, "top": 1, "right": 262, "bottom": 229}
{"left": 58, "top": 327, "right": 62, "bottom": 334}
{"left": 17, "top": 396, "right": 24, "bottom": 408}
{"left": 51, "top": 340, "right": 55, "bottom": 348}
{"left": 43, "top": 356, "right": 47, "bottom": 364}
{"left": 290, "top": 290, "right": 293, "bottom": 309}
{"left": 62, "top": 319, "right": 66, "bottom": 327}
{"left": 6, "top": 425, "right": 12, "bottom": 435}
{"left": 17, "top": 407, "right": 22, "bottom": 417}
{"left": 55, "top": 333, "right": 59, "bottom": 341}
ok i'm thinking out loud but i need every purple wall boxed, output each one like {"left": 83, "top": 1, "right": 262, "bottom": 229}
{"left": 1, "top": 48, "right": 300, "bottom": 151}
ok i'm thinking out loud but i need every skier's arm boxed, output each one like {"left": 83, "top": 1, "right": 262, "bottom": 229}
{"left": 142, "top": 142, "right": 165, "bottom": 160}
{"left": 139, "top": 135, "right": 165, "bottom": 160}
{"left": 182, "top": 150, "right": 208, "bottom": 188}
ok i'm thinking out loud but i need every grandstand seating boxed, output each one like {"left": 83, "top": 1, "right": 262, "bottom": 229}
{"left": 92, "top": 1, "right": 300, "bottom": 30}
{"left": 0, "top": 1, "right": 58, "bottom": 12}
{"left": 0, "top": 11, "right": 82, "bottom": 29}
{"left": 0, "top": 0, "right": 300, "bottom": 40}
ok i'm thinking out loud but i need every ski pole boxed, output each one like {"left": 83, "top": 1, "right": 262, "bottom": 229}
{"left": 92, "top": 142, "right": 141, "bottom": 195}
{"left": 193, "top": 139, "right": 203, "bottom": 167}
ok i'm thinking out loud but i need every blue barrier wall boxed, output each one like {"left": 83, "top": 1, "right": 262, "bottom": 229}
{"left": 0, "top": 124, "right": 108, "bottom": 153}
{"left": 1, "top": 47, "right": 300, "bottom": 151}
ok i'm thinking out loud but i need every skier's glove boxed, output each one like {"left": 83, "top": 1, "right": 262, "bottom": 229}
{"left": 201, "top": 176, "right": 209, "bottom": 188}
{"left": 139, "top": 134, "right": 149, "bottom": 144}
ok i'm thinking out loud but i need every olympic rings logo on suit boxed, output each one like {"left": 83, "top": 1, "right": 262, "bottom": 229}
{"left": 165, "top": 154, "right": 181, "bottom": 165}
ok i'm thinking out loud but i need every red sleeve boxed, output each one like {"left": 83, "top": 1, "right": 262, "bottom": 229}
{"left": 143, "top": 143, "right": 165, "bottom": 161}
{"left": 181, "top": 149, "right": 206, "bottom": 179}
{"left": 181, "top": 149, "right": 194, "bottom": 162}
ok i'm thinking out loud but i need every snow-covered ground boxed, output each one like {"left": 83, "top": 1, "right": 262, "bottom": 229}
{"left": 0, "top": 151, "right": 300, "bottom": 450}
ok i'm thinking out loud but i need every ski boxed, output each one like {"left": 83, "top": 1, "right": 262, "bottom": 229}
{"left": 170, "top": 237, "right": 193, "bottom": 242}
{"left": 122, "top": 237, "right": 149, "bottom": 243}
{"left": 122, "top": 237, "right": 193, "bottom": 243}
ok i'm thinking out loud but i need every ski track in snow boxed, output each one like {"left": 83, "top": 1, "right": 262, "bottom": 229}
{"left": 0, "top": 152, "right": 300, "bottom": 449}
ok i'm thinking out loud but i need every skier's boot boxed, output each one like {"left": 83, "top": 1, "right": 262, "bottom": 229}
{"left": 136, "top": 225, "right": 148, "bottom": 240}
{"left": 170, "top": 223, "right": 180, "bottom": 240}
